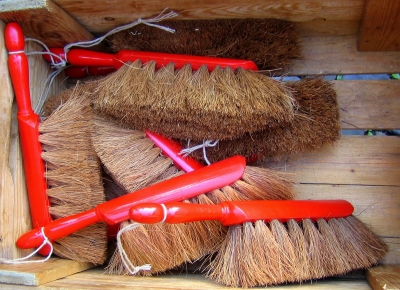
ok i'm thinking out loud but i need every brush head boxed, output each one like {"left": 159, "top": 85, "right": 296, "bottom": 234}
{"left": 38, "top": 85, "right": 107, "bottom": 264}
{"left": 93, "top": 61, "right": 296, "bottom": 141}
{"left": 106, "top": 18, "right": 300, "bottom": 71}
{"left": 182, "top": 77, "right": 341, "bottom": 162}
{"left": 206, "top": 216, "right": 387, "bottom": 287}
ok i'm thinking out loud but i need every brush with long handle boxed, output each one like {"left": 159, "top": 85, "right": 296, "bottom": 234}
{"left": 106, "top": 18, "right": 300, "bottom": 71}
{"left": 5, "top": 23, "right": 107, "bottom": 264}
{"left": 16, "top": 155, "right": 245, "bottom": 249}
{"left": 96, "top": 120, "right": 295, "bottom": 275}
{"left": 43, "top": 48, "right": 295, "bottom": 141}
{"left": 129, "top": 200, "right": 387, "bottom": 287}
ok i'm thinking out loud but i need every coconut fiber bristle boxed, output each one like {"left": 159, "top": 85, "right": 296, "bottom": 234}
{"left": 206, "top": 216, "right": 387, "bottom": 288}
{"left": 93, "top": 60, "right": 295, "bottom": 141}
{"left": 90, "top": 117, "right": 295, "bottom": 275}
{"left": 184, "top": 77, "right": 341, "bottom": 163}
{"left": 107, "top": 18, "right": 300, "bottom": 71}
{"left": 38, "top": 85, "right": 107, "bottom": 264}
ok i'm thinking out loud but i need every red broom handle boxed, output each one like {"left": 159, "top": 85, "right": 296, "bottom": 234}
{"left": 5, "top": 23, "right": 53, "bottom": 229}
{"left": 130, "top": 200, "right": 355, "bottom": 226}
{"left": 64, "top": 65, "right": 116, "bottom": 78}
{"left": 16, "top": 155, "right": 246, "bottom": 249}
{"left": 43, "top": 47, "right": 259, "bottom": 71}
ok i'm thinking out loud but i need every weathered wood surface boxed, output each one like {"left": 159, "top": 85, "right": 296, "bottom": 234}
{"left": 0, "top": 258, "right": 93, "bottom": 286}
{"left": 51, "top": 0, "right": 365, "bottom": 34}
{"left": 334, "top": 80, "right": 400, "bottom": 130}
{"left": 358, "top": 0, "right": 400, "bottom": 51}
{"left": 367, "top": 265, "right": 400, "bottom": 290}
{"left": 286, "top": 35, "right": 400, "bottom": 75}
{"left": 0, "top": 0, "right": 94, "bottom": 47}
{"left": 0, "top": 268, "right": 373, "bottom": 289}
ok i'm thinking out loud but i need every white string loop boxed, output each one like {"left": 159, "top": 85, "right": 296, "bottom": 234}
{"left": 0, "top": 228, "right": 53, "bottom": 264}
{"left": 180, "top": 140, "right": 219, "bottom": 165}
{"left": 63, "top": 8, "right": 177, "bottom": 60}
{"left": 117, "top": 203, "right": 169, "bottom": 275}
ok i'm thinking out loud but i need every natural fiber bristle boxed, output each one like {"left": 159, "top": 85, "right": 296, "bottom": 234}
{"left": 107, "top": 18, "right": 300, "bottom": 70}
{"left": 93, "top": 61, "right": 296, "bottom": 141}
{"left": 183, "top": 77, "right": 341, "bottom": 162}
{"left": 206, "top": 216, "right": 387, "bottom": 287}
{"left": 93, "top": 117, "right": 295, "bottom": 275}
{"left": 38, "top": 85, "right": 107, "bottom": 264}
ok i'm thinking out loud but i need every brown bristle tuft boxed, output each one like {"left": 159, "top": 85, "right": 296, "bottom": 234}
{"left": 92, "top": 61, "right": 295, "bottom": 141}
{"left": 38, "top": 85, "right": 107, "bottom": 264}
{"left": 206, "top": 216, "right": 386, "bottom": 287}
{"left": 107, "top": 18, "right": 300, "bottom": 70}
{"left": 183, "top": 77, "right": 340, "bottom": 162}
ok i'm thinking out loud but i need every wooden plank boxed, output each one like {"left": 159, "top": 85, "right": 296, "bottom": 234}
{"left": 296, "top": 184, "right": 400, "bottom": 264}
{"left": 52, "top": 0, "right": 364, "bottom": 34}
{"left": 358, "top": 0, "right": 400, "bottom": 51}
{"left": 262, "top": 136, "right": 400, "bottom": 186}
{"left": 296, "top": 20, "right": 360, "bottom": 37}
{"left": 334, "top": 80, "right": 400, "bottom": 130}
{"left": 0, "top": 258, "right": 93, "bottom": 286}
{"left": 0, "top": 0, "right": 94, "bottom": 47}
{"left": 366, "top": 265, "right": 400, "bottom": 290}
{"left": 0, "top": 268, "right": 372, "bottom": 289}
{"left": 286, "top": 35, "right": 400, "bottom": 75}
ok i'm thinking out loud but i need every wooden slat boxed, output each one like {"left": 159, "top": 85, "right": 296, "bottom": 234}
{"left": 262, "top": 136, "right": 400, "bottom": 186}
{"left": 358, "top": 0, "right": 400, "bottom": 51}
{"left": 0, "top": 258, "right": 93, "bottom": 286}
{"left": 52, "top": 0, "right": 364, "bottom": 34}
{"left": 297, "top": 184, "right": 400, "bottom": 264}
{"left": 296, "top": 20, "right": 360, "bottom": 37}
{"left": 0, "top": 0, "right": 94, "bottom": 47}
{"left": 285, "top": 35, "right": 400, "bottom": 75}
{"left": 334, "top": 80, "right": 400, "bottom": 130}
{"left": 0, "top": 268, "right": 372, "bottom": 289}
{"left": 366, "top": 265, "right": 400, "bottom": 290}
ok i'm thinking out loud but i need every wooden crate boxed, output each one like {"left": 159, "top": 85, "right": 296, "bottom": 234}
{"left": 0, "top": 0, "right": 399, "bottom": 289}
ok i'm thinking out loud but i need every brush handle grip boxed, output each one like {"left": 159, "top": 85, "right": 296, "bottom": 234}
{"left": 43, "top": 48, "right": 259, "bottom": 71}
{"left": 17, "top": 155, "right": 246, "bottom": 249}
{"left": 5, "top": 23, "right": 53, "bottom": 245}
{"left": 145, "top": 131, "right": 204, "bottom": 172}
{"left": 130, "top": 200, "right": 355, "bottom": 226}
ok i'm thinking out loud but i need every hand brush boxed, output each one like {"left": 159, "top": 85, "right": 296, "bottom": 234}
{"left": 184, "top": 77, "right": 341, "bottom": 162}
{"left": 5, "top": 23, "right": 107, "bottom": 264}
{"left": 43, "top": 48, "right": 295, "bottom": 141}
{"left": 129, "top": 200, "right": 388, "bottom": 287}
{"left": 106, "top": 18, "right": 300, "bottom": 71}
{"left": 87, "top": 116, "right": 295, "bottom": 275}
{"left": 15, "top": 156, "right": 246, "bottom": 250}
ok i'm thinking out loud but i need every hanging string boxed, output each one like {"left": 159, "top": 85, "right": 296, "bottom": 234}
{"left": 0, "top": 228, "right": 53, "bottom": 264}
{"left": 180, "top": 140, "right": 219, "bottom": 165}
{"left": 116, "top": 203, "right": 169, "bottom": 275}
{"left": 63, "top": 8, "right": 178, "bottom": 61}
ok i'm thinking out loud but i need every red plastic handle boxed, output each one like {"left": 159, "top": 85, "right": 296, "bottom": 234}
{"left": 5, "top": 24, "right": 52, "bottom": 239}
{"left": 43, "top": 48, "right": 259, "bottom": 71}
{"left": 16, "top": 155, "right": 246, "bottom": 249}
{"left": 64, "top": 65, "right": 116, "bottom": 78}
{"left": 130, "top": 200, "right": 355, "bottom": 226}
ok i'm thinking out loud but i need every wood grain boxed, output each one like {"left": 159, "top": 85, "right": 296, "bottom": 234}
{"left": 366, "top": 265, "right": 400, "bottom": 290}
{"left": 0, "top": 0, "right": 94, "bottom": 47}
{"left": 262, "top": 136, "right": 400, "bottom": 186}
{"left": 334, "top": 80, "right": 400, "bottom": 130}
{"left": 0, "top": 268, "right": 372, "bottom": 289}
{"left": 358, "top": 0, "right": 400, "bottom": 51}
{"left": 51, "top": 0, "right": 364, "bottom": 34}
{"left": 0, "top": 258, "right": 94, "bottom": 286}
{"left": 286, "top": 35, "right": 400, "bottom": 75}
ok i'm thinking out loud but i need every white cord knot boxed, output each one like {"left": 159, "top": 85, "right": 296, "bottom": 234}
{"left": 0, "top": 227, "right": 53, "bottom": 264}
{"left": 180, "top": 140, "right": 219, "bottom": 165}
